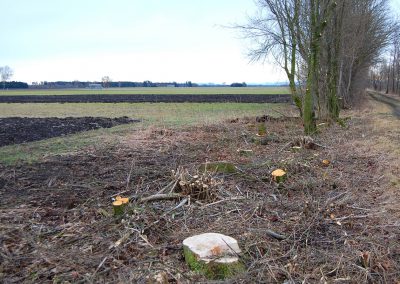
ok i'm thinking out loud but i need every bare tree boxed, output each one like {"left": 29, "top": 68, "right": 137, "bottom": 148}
{"left": 338, "top": 0, "right": 395, "bottom": 103}
{"left": 101, "top": 76, "right": 111, "bottom": 88}
{"left": 396, "top": 36, "right": 400, "bottom": 94}
{"left": 239, "top": 0, "right": 395, "bottom": 133}
{"left": 371, "top": 26, "right": 400, "bottom": 95}
{"left": 302, "top": 0, "right": 338, "bottom": 133}
{"left": 236, "top": 0, "right": 303, "bottom": 116}
{"left": 0, "top": 66, "right": 13, "bottom": 89}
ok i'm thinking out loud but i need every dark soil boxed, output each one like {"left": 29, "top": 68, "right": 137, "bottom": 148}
{"left": 0, "top": 94, "right": 292, "bottom": 103}
{"left": 0, "top": 117, "right": 138, "bottom": 147}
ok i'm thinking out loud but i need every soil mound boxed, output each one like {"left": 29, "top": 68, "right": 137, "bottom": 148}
{"left": 0, "top": 116, "right": 138, "bottom": 146}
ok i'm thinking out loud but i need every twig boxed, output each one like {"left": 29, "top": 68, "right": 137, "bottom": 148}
{"left": 169, "top": 197, "right": 188, "bottom": 212}
{"left": 278, "top": 141, "right": 293, "bottom": 153}
{"left": 333, "top": 278, "right": 351, "bottom": 282}
{"left": 269, "top": 194, "right": 278, "bottom": 201}
{"left": 346, "top": 205, "right": 371, "bottom": 211}
{"left": 249, "top": 228, "right": 287, "bottom": 240}
{"left": 109, "top": 190, "right": 129, "bottom": 199}
{"left": 125, "top": 158, "right": 135, "bottom": 191}
{"left": 139, "top": 234, "right": 154, "bottom": 248}
{"left": 221, "top": 238, "right": 241, "bottom": 257}
{"left": 200, "top": 196, "right": 246, "bottom": 208}
{"left": 109, "top": 232, "right": 131, "bottom": 249}
{"left": 373, "top": 174, "right": 384, "bottom": 183}
{"left": 144, "top": 198, "right": 189, "bottom": 231}
{"left": 325, "top": 192, "right": 347, "bottom": 205}
{"left": 91, "top": 257, "right": 107, "bottom": 280}
{"left": 156, "top": 179, "right": 177, "bottom": 195}
{"left": 333, "top": 212, "right": 384, "bottom": 221}
{"left": 235, "top": 185, "right": 243, "bottom": 195}
{"left": 314, "top": 142, "right": 330, "bottom": 148}
{"left": 167, "top": 180, "right": 179, "bottom": 194}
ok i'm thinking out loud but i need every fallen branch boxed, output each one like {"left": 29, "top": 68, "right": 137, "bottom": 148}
{"left": 139, "top": 193, "right": 184, "bottom": 203}
{"left": 200, "top": 196, "right": 246, "bottom": 208}
{"left": 265, "top": 229, "right": 287, "bottom": 240}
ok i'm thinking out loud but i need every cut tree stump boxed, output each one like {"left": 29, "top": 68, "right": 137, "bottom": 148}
{"left": 113, "top": 200, "right": 124, "bottom": 216}
{"left": 271, "top": 169, "right": 287, "bottom": 183}
{"left": 113, "top": 196, "right": 129, "bottom": 216}
{"left": 183, "top": 233, "right": 245, "bottom": 279}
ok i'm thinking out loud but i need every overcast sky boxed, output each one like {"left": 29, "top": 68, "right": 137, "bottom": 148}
{"left": 1, "top": 0, "right": 400, "bottom": 84}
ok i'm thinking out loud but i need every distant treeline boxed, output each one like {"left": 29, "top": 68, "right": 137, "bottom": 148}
{"left": 2, "top": 81, "right": 29, "bottom": 89}
{"left": 29, "top": 81, "right": 200, "bottom": 89}
{"left": 27, "top": 81, "right": 268, "bottom": 89}
{"left": 3, "top": 80, "right": 288, "bottom": 89}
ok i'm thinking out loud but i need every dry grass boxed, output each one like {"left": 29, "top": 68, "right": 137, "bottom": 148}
{"left": 0, "top": 98, "right": 399, "bottom": 283}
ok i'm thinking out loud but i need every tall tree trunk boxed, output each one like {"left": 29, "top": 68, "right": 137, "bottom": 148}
{"left": 345, "top": 56, "right": 354, "bottom": 105}
{"left": 392, "top": 52, "right": 396, "bottom": 93}
{"left": 386, "top": 65, "right": 390, "bottom": 94}
{"left": 303, "top": 0, "right": 319, "bottom": 135}
{"left": 326, "top": 0, "right": 343, "bottom": 121}
{"left": 397, "top": 61, "right": 400, "bottom": 94}
{"left": 289, "top": 0, "right": 303, "bottom": 117}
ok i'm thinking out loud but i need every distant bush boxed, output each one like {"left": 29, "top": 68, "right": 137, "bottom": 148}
{"left": 3, "top": 81, "right": 29, "bottom": 89}
{"left": 230, "top": 82, "right": 247, "bottom": 87}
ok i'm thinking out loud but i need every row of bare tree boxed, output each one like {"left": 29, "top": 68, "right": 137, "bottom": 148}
{"left": 370, "top": 34, "right": 400, "bottom": 95}
{"left": 0, "top": 66, "right": 13, "bottom": 90}
{"left": 238, "top": 0, "right": 396, "bottom": 133}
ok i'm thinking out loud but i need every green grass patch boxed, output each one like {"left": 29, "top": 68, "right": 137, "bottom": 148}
{"left": 0, "top": 128, "right": 111, "bottom": 165}
{"left": 0, "top": 87, "right": 290, "bottom": 96}
{"left": 0, "top": 102, "right": 284, "bottom": 126}
{"left": 0, "top": 102, "right": 285, "bottom": 165}
{"left": 0, "top": 123, "right": 140, "bottom": 165}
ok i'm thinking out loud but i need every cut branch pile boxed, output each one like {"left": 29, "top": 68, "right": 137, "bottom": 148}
{"left": 174, "top": 167, "right": 222, "bottom": 202}
{"left": 136, "top": 167, "right": 223, "bottom": 205}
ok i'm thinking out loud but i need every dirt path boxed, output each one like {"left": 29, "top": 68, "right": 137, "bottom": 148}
{"left": 368, "top": 90, "right": 400, "bottom": 118}
{"left": 358, "top": 93, "right": 400, "bottom": 225}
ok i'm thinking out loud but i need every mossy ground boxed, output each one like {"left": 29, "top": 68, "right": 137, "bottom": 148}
{"left": 183, "top": 246, "right": 245, "bottom": 280}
